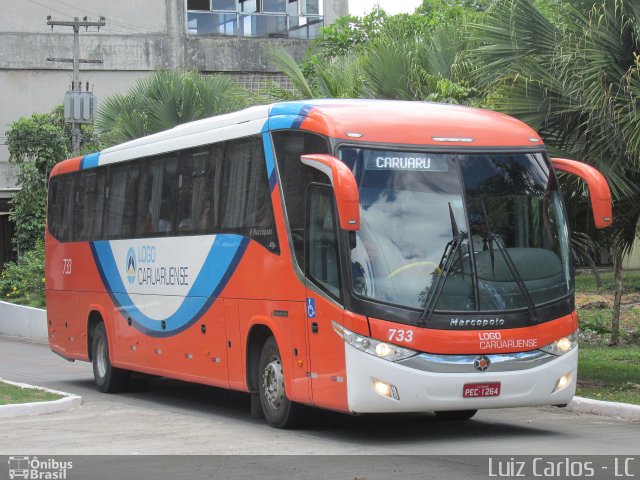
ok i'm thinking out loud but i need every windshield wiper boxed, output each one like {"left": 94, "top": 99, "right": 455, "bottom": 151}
{"left": 480, "top": 200, "right": 539, "bottom": 323}
{"left": 418, "top": 203, "right": 464, "bottom": 326}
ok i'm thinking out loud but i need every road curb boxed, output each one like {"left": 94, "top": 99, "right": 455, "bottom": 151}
{"left": 567, "top": 396, "right": 640, "bottom": 421}
{"left": 0, "top": 378, "right": 82, "bottom": 419}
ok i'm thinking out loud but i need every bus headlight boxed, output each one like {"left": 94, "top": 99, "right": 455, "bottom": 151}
{"left": 540, "top": 332, "right": 578, "bottom": 356}
{"left": 332, "top": 321, "right": 417, "bottom": 361}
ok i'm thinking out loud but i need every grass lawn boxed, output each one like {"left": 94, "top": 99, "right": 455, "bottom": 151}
{"left": 577, "top": 346, "right": 640, "bottom": 405}
{"left": 0, "top": 381, "right": 62, "bottom": 405}
{"left": 575, "top": 269, "right": 640, "bottom": 405}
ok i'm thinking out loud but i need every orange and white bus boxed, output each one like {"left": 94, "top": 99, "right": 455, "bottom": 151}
{"left": 46, "top": 100, "right": 612, "bottom": 427}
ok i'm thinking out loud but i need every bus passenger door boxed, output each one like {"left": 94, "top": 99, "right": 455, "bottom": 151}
{"left": 304, "top": 185, "right": 348, "bottom": 411}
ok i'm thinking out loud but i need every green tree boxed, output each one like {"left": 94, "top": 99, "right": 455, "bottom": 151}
{"left": 96, "top": 70, "right": 247, "bottom": 146}
{"left": 5, "top": 107, "right": 69, "bottom": 255}
{"left": 415, "top": 0, "right": 489, "bottom": 23}
{"left": 266, "top": 21, "right": 480, "bottom": 105}
{"left": 0, "top": 239, "right": 45, "bottom": 308}
{"left": 470, "top": 0, "right": 640, "bottom": 344}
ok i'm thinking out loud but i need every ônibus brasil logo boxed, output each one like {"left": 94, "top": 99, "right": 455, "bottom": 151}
{"left": 8, "top": 456, "right": 73, "bottom": 479}
{"left": 126, "top": 247, "right": 136, "bottom": 284}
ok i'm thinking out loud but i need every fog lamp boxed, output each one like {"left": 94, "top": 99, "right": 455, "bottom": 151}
{"left": 372, "top": 379, "right": 400, "bottom": 400}
{"left": 553, "top": 372, "right": 573, "bottom": 393}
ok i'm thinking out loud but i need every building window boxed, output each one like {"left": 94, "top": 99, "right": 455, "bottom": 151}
{"left": 186, "top": 0, "right": 324, "bottom": 38}
{"left": 187, "top": 0, "right": 210, "bottom": 10}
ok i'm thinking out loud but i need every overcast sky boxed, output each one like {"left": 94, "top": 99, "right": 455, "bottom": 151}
{"left": 348, "top": 0, "right": 423, "bottom": 16}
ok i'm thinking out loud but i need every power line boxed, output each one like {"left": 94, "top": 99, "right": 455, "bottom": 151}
{"left": 26, "top": 0, "right": 162, "bottom": 34}
{"left": 26, "top": 0, "right": 74, "bottom": 20}
{"left": 47, "top": 0, "right": 160, "bottom": 34}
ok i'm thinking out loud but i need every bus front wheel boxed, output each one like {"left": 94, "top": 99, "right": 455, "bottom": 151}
{"left": 92, "top": 323, "right": 128, "bottom": 393}
{"left": 258, "top": 336, "right": 304, "bottom": 428}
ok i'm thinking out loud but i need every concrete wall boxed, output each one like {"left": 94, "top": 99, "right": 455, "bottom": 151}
{"left": 0, "top": 0, "right": 167, "bottom": 34}
{"left": 0, "top": 301, "right": 47, "bottom": 341}
{"left": 325, "top": 0, "right": 350, "bottom": 24}
{"left": 0, "top": 70, "right": 153, "bottom": 182}
{"left": 0, "top": 0, "right": 331, "bottom": 183}
{"left": 623, "top": 242, "right": 640, "bottom": 270}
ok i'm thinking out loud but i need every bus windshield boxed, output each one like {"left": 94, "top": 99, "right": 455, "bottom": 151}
{"left": 339, "top": 147, "right": 572, "bottom": 313}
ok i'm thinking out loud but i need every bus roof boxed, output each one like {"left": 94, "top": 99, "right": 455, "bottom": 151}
{"left": 52, "top": 100, "right": 544, "bottom": 174}
{"left": 270, "top": 99, "right": 543, "bottom": 147}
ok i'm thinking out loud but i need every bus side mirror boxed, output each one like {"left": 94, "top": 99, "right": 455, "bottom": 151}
{"left": 551, "top": 157, "right": 613, "bottom": 229}
{"left": 301, "top": 154, "right": 360, "bottom": 231}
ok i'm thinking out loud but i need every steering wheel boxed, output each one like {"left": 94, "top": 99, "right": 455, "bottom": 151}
{"left": 387, "top": 261, "right": 439, "bottom": 279}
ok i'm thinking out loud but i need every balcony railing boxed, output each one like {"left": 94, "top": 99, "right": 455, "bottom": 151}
{"left": 187, "top": 11, "right": 324, "bottom": 39}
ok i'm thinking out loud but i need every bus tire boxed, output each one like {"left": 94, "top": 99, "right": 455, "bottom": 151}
{"left": 92, "top": 322, "right": 128, "bottom": 393}
{"left": 434, "top": 409, "right": 478, "bottom": 421}
{"left": 258, "top": 336, "right": 304, "bottom": 428}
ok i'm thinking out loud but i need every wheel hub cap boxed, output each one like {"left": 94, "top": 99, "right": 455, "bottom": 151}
{"left": 262, "top": 357, "right": 284, "bottom": 410}
{"left": 96, "top": 338, "right": 107, "bottom": 379}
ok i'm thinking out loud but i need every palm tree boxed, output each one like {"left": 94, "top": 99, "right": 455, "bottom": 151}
{"left": 470, "top": 0, "right": 640, "bottom": 344}
{"left": 96, "top": 70, "right": 247, "bottom": 147}
{"left": 260, "top": 47, "right": 369, "bottom": 101}
{"left": 265, "top": 22, "right": 479, "bottom": 105}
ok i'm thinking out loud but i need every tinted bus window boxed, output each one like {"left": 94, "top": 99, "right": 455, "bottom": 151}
{"left": 221, "top": 136, "right": 278, "bottom": 251}
{"left": 48, "top": 176, "right": 63, "bottom": 240}
{"left": 73, "top": 170, "right": 105, "bottom": 241}
{"left": 306, "top": 185, "right": 341, "bottom": 299}
{"left": 136, "top": 155, "right": 178, "bottom": 236}
{"left": 177, "top": 145, "right": 222, "bottom": 233}
{"left": 57, "top": 174, "right": 75, "bottom": 242}
{"left": 104, "top": 162, "right": 139, "bottom": 239}
{"left": 272, "top": 131, "right": 330, "bottom": 265}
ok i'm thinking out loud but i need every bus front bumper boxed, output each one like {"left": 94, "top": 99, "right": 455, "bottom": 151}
{"left": 344, "top": 344, "right": 577, "bottom": 413}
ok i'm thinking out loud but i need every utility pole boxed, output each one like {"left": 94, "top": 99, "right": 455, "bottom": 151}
{"left": 46, "top": 16, "right": 106, "bottom": 155}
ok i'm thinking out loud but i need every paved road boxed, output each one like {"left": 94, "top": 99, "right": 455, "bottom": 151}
{"left": 0, "top": 337, "right": 638, "bottom": 458}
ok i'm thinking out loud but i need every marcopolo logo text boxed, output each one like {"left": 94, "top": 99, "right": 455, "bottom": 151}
{"left": 450, "top": 317, "right": 505, "bottom": 328}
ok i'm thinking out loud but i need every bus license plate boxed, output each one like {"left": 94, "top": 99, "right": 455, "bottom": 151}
{"left": 463, "top": 382, "right": 501, "bottom": 398}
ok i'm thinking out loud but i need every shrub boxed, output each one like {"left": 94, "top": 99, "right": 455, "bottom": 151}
{"left": 0, "top": 240, "right": 45, "bottom": 308}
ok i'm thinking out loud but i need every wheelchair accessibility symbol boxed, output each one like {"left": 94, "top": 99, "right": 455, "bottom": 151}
{"left": 306, "top": 298, "right": 316, "bottom": 318}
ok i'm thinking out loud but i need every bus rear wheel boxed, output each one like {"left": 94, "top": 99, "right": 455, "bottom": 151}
{"left": 92, "top": 323, "right": 128, "bottom": 393}
{"left": 434, "top": 409, "right": 478, "bottom": 421}
{"left": 258, "top": 336, "right": 304, "bottom": 428}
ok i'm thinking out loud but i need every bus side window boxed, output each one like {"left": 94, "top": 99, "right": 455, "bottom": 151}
{"left": 306, "top": 185, "right": 342, "bottom": 300}
{"left": 57, "top": 174, "right": 75, "bottom": 242}
{"left": 271, "top": 131, "right": 330, "bottom": 266}
{"left": 89, "top": 170, "right": 106, "bottom": 240}
{"left": 136, "top": 156, "right": 178, "bottom": 237}
{"left": 104, "top": 163, "right": 139, "bottom": 239}
{"left": 221, "top": 137, "right": 257, "bottom": 230}
{"left": 73, "top": 170, "right": 105, "bottom": 241}
{"left": 47, "top": 176, "right": 62, "bottom": 240}
{"left": 221, "top": 136, "right": 278, "bottom": 252}
{"left": 176, "top": 143, "right": 223, "bottom": 235}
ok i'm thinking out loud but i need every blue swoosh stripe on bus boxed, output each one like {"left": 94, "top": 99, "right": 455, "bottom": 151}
{"left": 262, "top": 132, "right": 278, "bottom": 192}
{"left": 267, "top": 114, "right": 300, "bottom": 131}
{"left": 267, "top": 102, "right": 313, "bottom": 131}
{"left": 264, "top": 103, "right": 314, "bottom": 191}
{"left": 90, "top": 235, "right": 249, "bottom": 337}
{"left": 291, "top": 104, "right": 314, "bottom": 129}
{"left": 81, "top": 152, "right": 100, "bottom": 170}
